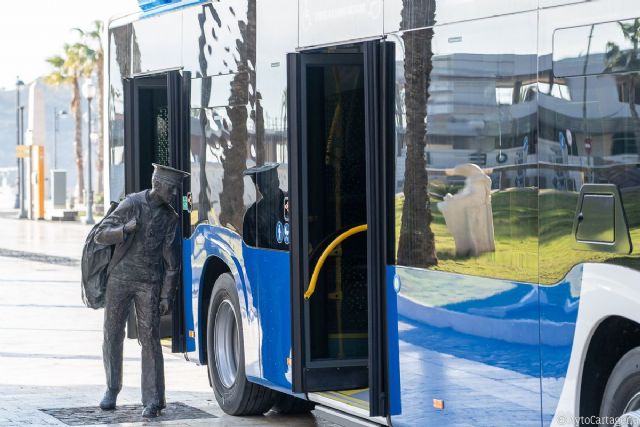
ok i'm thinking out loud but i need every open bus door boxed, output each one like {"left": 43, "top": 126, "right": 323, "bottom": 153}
{"left": 287, "top": 40, "right": 395, "bottom": 417}
{"left": 122, "top": 70, "right": 191, "bottom": 353}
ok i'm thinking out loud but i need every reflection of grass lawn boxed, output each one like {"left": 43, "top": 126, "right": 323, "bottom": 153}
{"left": 395, "top": 188, "right": 538, "bottom": 284}
{"left": 395, "top": 187, "right": 640, "bottom": 285}
{"left": 539, "top": 229, "right": 640, "bottom": 284}
{"left": 538, "top": 189, "right": 640, "bottom": 283}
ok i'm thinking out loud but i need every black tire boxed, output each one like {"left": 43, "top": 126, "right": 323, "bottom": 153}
{"left": 271, "top": 391, "right": 316, "bottom": 414}
{"left": 207, "top": 273, "right": 276, "bottom": 415}
{"left": 599, "top": 346, "right": 640, "bottom": 426}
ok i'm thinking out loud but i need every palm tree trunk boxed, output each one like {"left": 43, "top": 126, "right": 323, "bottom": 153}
{"left": 220, "top": 74, "right": 249, "bottom": 232}
{"left": 396, "top": 1, "right": 438, "bottom": 268}
{"left": 72, "top": 77, "right": 85, "bottom": 205}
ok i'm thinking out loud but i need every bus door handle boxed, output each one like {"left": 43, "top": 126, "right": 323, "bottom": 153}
{"left": 304, "top": 224, "right": 368, "bottom": 300}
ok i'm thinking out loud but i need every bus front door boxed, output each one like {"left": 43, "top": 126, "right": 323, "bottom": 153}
{"left": 122, "top": 70, "right": 191, "bottom": 353}
{"left": 287, "top": 41, "right": 395, "bottom": 417}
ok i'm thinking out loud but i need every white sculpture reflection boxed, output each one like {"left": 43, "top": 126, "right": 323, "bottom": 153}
{"left": 437, "top": 163, "right": 496, "bottom": 257}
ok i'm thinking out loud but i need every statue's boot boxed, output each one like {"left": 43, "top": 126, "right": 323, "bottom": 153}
{"left": 142, "top": 404, "right": 161, "bottom": 418}
{"left": 99, "top": 389, "right": 118, "bottom": 410}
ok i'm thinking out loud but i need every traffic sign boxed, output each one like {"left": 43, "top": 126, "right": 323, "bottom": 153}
{"left": 584, "top": 138, "right": 592, "bottom": 155}
{"left": 16, "top": 145, "right": 31, "bottom": 158}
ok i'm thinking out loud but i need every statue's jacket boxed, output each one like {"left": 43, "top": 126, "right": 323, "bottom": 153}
{"left": 94, "top": 190, "right": 181, "bottom": 302}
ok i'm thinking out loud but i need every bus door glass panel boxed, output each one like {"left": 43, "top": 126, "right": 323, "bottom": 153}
{"left": 289, "top": 42, "right": 393, "bottom": 416}
{"left": 389, "top": 11, "right": 541, "bottom": 426}
{"left": 289, "top": 52, "right": 370, "bottom": 393}
{"left": 123, "top": 71, "right": 190, "bottom": 353}
{"left": 306, "top": 59, "right": 369, "bottom": 362}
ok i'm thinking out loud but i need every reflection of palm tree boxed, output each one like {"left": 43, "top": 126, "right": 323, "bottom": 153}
{"left": 197, "top": 2, "right": 256, "bottom": 232}
{"left": 219, "top": 1, "right": 256, "bottom": 232}
{"left": 605, "top": 19, "right": 640, "bottom": 154}
{"left": 112, "top": 25, "right": 131, "bottom": 78}
{"left": 197, "top": 7, "right": 213, "bottom": 224}
{"left": 254, "top": 92, "right": 265, "bottom": 164}
{"left": 397, "top": 0, "right": 438, "bottom": 267}
{"left": 75, "top": 21, "right": 105, "bottom": 199}
{"left": 46, "top": 43, "right": 93, "bottom": 205}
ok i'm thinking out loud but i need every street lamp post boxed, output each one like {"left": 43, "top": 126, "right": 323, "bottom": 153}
{"left": 53, "top": 108, "right": 68, "bottom": 170}
{"left": 83, "top": 79, "right": 96, "bottom": 225}
{"left": 19, "top": 106, "right": 26, "bottom": 219}
{"left": 14, "top": 77, "right": 24, "bottom": 213}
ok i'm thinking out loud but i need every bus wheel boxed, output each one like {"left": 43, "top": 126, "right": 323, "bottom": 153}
{"left": 207, "top": 273, "right": 276, "bottom": 415}
{"left": 599, "top": 347, "right": 640, "bottom": 426}
{"left": 272, "top": 392, "right": 316, "bottom": 414}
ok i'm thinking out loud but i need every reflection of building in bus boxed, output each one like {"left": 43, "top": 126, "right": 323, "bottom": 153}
{"left": 394, "top": 50, "right": 640, "bottom": 192}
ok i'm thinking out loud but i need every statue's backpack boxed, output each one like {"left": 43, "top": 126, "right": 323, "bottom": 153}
{"left": 81, "top": 201, "right": 119, "bottom": 309}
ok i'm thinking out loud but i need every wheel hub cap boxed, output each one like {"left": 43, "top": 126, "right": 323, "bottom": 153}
{"left": 213, "top": 299, "right": 239, "bottom": 388}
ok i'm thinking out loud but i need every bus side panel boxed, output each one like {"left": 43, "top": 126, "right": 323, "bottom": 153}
{"left": 243, "top": 246, "right": 293, "bottom": 393}
{"left": 387, "top": 8, "right": 542, "bottom": 425}
{"left": 299, "top": 0, "right": 383, "bottom": 48}
{"left": 386, "top": 266, "right": 401, "bottom": 416}
{"left": 388, "top": 268, "right": 542, "bottom": 426}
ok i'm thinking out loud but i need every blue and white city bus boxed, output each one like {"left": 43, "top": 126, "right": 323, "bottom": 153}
{"left": 105, "top": 0, "right": 640, "bottom": 425}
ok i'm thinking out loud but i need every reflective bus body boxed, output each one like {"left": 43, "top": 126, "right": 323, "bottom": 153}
{"left": 106, "top": 0, "right": 640, "bottom": 424}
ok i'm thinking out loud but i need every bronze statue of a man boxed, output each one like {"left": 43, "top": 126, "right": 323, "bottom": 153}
{"left": 94, "top": 164, "right": 188, "bottom": 418}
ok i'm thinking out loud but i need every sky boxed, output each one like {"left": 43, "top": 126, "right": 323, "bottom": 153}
{"left": 0, "top": 0, "right": 140, "bottom": 90}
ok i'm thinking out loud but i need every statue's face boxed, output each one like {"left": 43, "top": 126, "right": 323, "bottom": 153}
{"left": 152, "top": 178, "right": 178, "bottom": 205}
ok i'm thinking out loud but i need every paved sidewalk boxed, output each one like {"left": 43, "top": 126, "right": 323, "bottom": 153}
{"left": 0, "top": 218, "right": 338, "bottom": 426}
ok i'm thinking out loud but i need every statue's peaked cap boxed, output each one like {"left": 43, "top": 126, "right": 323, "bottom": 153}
{"left": 152, "top": 163, "right": 190, "bottom": 185}
{"left": 243, "top": 163, "right": 279, "bottom": 176}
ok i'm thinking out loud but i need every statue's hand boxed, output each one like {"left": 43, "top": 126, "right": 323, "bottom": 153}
{"left": 123, "top": 218, "right": 137, "bottom": 234}
{"left": 159, "top": 298, "right": 171, "bottom": 316}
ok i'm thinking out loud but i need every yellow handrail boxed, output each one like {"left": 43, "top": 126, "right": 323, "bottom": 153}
{"left": 304, "top": 224, "right": 368, "bottom": 300}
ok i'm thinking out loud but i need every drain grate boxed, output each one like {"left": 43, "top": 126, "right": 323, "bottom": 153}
{"left": 40, "top": 402, "right": 216, "bottom": 425}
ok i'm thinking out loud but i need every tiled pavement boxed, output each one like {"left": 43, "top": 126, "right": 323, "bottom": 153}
{"left": 0, "top": 218, "right": 339, "bottom": 427}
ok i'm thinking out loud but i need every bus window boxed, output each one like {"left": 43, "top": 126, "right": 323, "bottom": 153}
{"left": 188, "top": 106, "right": 256, "bottom": 236}
{"left": 242, "top": 164, "right": 289, "bottom": 250}
{"left": 305, "top": 58, "right": 368, "bottom": 361}
{"left": 107, "top": 24, "right": 132, "bottom": 202}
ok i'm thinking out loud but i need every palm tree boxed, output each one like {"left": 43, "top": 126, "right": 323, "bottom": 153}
{"left": 605, "top": 18, "right": 640, "bottom": 154}
{"left": 75, "top": 21, "right": 105, "bottom": 199}
{"left": 396, "top": 0, "right": 438, "bottom": 267}
{"left": 45, "top": 43, "right": 93, "bottom": 205}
